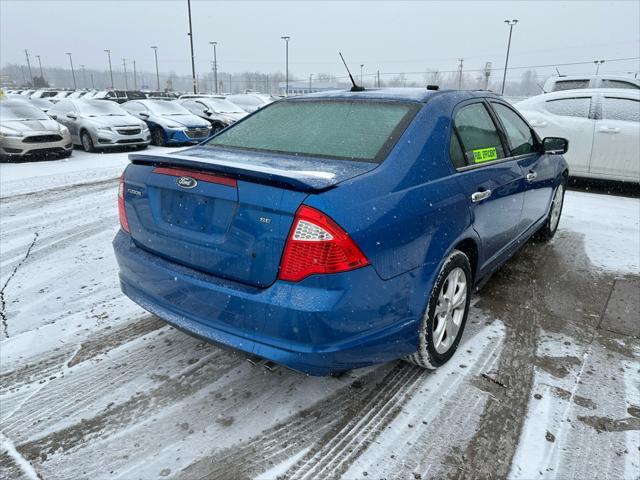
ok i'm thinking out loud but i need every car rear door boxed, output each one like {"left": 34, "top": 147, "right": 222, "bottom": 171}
{"left": 451, "top": 101, "right": 525, "bottom": 271}
{"left": 589, "top": 94, "right": 640, "bottom": 182}
{"left": 490, "top": 101, "right": 555, "bottom": 232}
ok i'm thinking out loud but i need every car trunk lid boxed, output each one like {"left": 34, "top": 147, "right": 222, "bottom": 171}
{"left": 124, "top": 147, "right": 377, "bottom": 287}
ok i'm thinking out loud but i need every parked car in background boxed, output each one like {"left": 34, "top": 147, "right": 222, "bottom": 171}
{"left": 114, "top": 88, "right": 569, "bottom": 375}
{"left": 48, "top": 99, "right": 150, "bottom": 152}
{"left": 31, "top": 89, "right": 60, "bottom": 100}
{"left": 93, "top": 90, "right": 148, "bottom": 104}
{"left": 121, "top": 99, "right": 211, "bottom": 146}
{"left": 226, "top": 93, "right": 275, "bottom": 112}
{"left": 144, "top": 91, "right": 178, "bottom": 100}
{"left": 19, "top": 89, "right": 35, "bottom": 97}
{"left": 543, "top": 75, "right": 640, "bottom": 93}
{"left": 178, "top": 96, "right": 248, "bottom": 133}
{"left": 516, "top": 88, "right": 639, "bottom": 183}
{"left": 51, "top": 91, "right": 72, "bottom": 103}
{"left": 68, "top": 90, "right": 91, "bottom": 99}
{"left": 0, "top": 99, "right": 72, "bottom": 161}
{"left": 29, "top": 97, "right": 54, "bottom": 113}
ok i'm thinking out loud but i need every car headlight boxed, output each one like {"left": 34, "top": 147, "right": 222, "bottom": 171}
{"left": 97, "top": 126, "right": 111, "bottom": 132}
{"left": 165, "top": 123, "right": 187, "bottom": 130}
{"left": 58, "top": 124, "right": 70, "bottom": 135}
{"left": 0, "top": 126, "right": 23, "bottom": 137}
{"left": 141, "top": 124, "right": 149, "bottom": 131}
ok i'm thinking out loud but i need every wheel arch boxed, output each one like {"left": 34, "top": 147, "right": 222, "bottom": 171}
{"left": 452, "top": 237, "right": 479, "bottom": 283}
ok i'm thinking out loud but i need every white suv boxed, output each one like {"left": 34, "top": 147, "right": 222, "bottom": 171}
{"left": 543, "top": 75, "right": 639, "bottom": 93}
{"left": 516, "top": 89, "right": 639, "bottom": 183}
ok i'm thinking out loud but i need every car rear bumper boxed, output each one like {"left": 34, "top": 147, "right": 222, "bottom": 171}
{"left": 113, "top": 230, "right": 423, "bottom": 375}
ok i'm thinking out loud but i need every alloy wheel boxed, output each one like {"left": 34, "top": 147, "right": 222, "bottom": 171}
{"left": 433, "top": 267, "right": 468, "bottom": 354}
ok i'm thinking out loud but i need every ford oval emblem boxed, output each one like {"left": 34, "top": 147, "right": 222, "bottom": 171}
{"left": 177, "top": 176, "right": 197, "bottom": 189}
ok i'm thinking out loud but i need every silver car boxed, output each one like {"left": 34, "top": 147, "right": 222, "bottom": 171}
{"left": 49, "top": 99, "right": 150, "bottom": 152}
{"left": 0, "top": 99, "right": 72, "bottom": 161}
{"left": 178, "top": 96, "right": 248, "bottom": 133}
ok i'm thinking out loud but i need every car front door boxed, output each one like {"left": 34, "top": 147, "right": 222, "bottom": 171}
{"left": 589, "top": 95, "right": 640, "bottom": 182}
{"left": 490, "top": 101, "right": 555, "bottom": 232}
{"left": 54, "top": 100, "right": 80, "bottom": 142}
{"left": 451, "top": 101, "right": 526, "bottom": 272}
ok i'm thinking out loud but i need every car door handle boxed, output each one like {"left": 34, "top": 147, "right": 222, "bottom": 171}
{"left": 526, "top": 171, "right": 538, "bottom": 182}
{"left": 599, "top": 126, "right": 620, "bottom": 134}
{"left": 471, "top": 190, "right": 492, "bottom": 203}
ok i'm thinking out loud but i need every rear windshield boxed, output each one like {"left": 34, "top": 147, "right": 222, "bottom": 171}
{"left": 205, "top": 99, "right": 417, "bottom": 162}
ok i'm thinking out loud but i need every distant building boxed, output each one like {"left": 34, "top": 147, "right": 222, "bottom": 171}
{"left": 279, "top": 80, "right": 343, "bottom": 96}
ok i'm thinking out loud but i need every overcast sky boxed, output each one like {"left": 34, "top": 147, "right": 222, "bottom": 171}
{"left": 1, "top": 0, "right": 639, "bottom": 81}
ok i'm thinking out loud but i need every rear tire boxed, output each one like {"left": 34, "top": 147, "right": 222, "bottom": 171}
{"left": 405, "top": 249, "right": 472, "bottom": 369}
{"left": 81, "top": 131, "right": 95, "bottom": 153}
{"left": 535, "top": 179, "right": 566, "bottom": 241}
{"left": 152, "top": 128, "right": 166, "bottom": 147}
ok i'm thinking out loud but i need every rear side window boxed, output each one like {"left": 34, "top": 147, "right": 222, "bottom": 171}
{"left": 207, "top": 100, "right": 417, "bottom": 163}
{"left": 491, "top": 103, "right": 536, "bottom": 156}
{"left": 553, "top": 80, "right": 589, "bottom": 91}
{"left": 545, "top": 98, "right": 591, "bottom": 118}
{"left": 449, "top": 134, "right": 466, "bottom": 169}
{"left": 600, "top": 80, "right": 639, "bottom": 90}
{"left": 602, "top": 97, "right": 640, "bottom": 122}
{"left": 453, "top": 103, "right": 505, "bottom": 165}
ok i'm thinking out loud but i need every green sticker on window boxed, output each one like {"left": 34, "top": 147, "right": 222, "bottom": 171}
{"left": 473, "top": 147, "right": 498, "bottom": 163}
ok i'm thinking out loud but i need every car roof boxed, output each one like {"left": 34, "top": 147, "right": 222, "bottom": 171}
{"left": 289, "top": 87, "right": 498, "bottom": 103}
{"left": 521, "top": 88, "right": 640, "bottom": 102}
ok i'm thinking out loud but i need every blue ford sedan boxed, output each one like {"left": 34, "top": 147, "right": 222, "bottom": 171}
{"left": 113, "top": 88, "right": 569, "bottom": 375}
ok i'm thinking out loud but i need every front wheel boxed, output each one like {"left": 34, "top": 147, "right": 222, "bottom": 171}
{"left": 535, "top": 180, "right": 565, "bottom": 241}
{"left": 81, "top": 131, "right": 95, "bottom": 152}
{"left": 151, "top": 128, "right": 166, "bottom": 147}
{"left": 405, "top": 249, "right": 472, "bottom": 369}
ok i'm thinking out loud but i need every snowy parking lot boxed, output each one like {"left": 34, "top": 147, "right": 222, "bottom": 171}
{"left": 1, "top": 150, "right": 639, "bottom": 479}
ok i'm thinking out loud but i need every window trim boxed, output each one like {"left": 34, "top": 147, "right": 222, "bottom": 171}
{"left": 448, "top": 99, "right": 512, "bottom": 172}
{"left": 487, "top": 100, "right": 541, "bottom": 157}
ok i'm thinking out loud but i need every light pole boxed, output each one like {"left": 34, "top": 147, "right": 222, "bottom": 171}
{"left": 457, "top": 58, "right": 464, "bottom": 89}
{"left": 80, "top": 64, "right": 87, "bottom": 89}
{"left": 104, "top": 49, "right": 114, "bottom": 89}
{"left": 501, "top": 19, "right": 518, "bottom": 95}
{"left": 209, "top": 41, "right": 218, "bottom": 94}
{"left": 594, "top": 60, "right": 605, "bottom": 75}
{"left": 309, "top": 73, "right": 313, "bottom": 92}
{"left": 360, "top": 64, "right": 364, "bottom": 85}
{"left": 66, "top": 52, "right": 77, "bottom": 89}
{"left": 35, "top": 55, "right": 44, "bottom": 81}
{"left": 122, "top": 58, "right": 128, "bottom": 89}
{"left": 151, "top": 46, "right": 160, "bottom": 91}
{"left": 24, "top": 49, "right": 33, "bottom": 86}
{"left": 187, "top": 0, "right": 197, "bottom": 93}
{"left": 281, "top": 36, "right": 290, "bottom": 96}
{"left": 133, "top": 59, "right": 137, "bottom": 89}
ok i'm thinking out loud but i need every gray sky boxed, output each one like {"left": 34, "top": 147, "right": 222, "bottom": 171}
{"left": 1, "top": 0, "right": 639, "bottom": 81}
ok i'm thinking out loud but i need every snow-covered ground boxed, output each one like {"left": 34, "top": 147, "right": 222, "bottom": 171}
{"left": 0, "top": 152, "right": 638, "bottom": 479}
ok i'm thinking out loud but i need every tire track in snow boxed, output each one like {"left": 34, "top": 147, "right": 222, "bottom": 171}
{"left": 16, "top": 344, "right": 242, "bottom": 462}
{"left": 0, "top": 177, "right": 117, "bottom": 205}
{"left": 1, "top": 219, "right": 113, "bottom": 274}
{"left": 178, "top": 362, "right": 424, "bottom": 480}
{"left": 286, "top": 365, "right": 424, "bottom": 480}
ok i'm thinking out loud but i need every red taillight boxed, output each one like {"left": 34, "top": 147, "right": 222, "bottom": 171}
{"left": 278, "top": 205, "right": 369, "bottom": 282}
{"left": 118, "top": 174, "right": 130, "bottom": 233}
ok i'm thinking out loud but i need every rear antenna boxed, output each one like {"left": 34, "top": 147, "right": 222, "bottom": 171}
{"left": 339, "top": 52, "right": 365, "bottom": 92}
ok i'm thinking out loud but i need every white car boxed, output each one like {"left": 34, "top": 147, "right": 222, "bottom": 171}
{"left": 226, "top": 93, "right": 276, "bottom": 113}
{"left": 543, "top": 75, "right": 640, "bottom": 93}
{"left": 516, "top": 89, "right": 639, "bottom": 183}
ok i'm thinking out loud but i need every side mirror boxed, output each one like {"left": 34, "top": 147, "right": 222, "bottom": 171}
{"left": 49, "top": 113, "right": 58, "bottom": 120}
{"left": 66, "top": 113, "right": 77, "bottom": 120}
{"left": 542, "top": 137, "right": 568, "bottom": 155}
{"left": 203, "top": 109, "right": 212, "bottom": 116}
{"left": 140, "top": 112, "right": 150, "bottom": 118}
